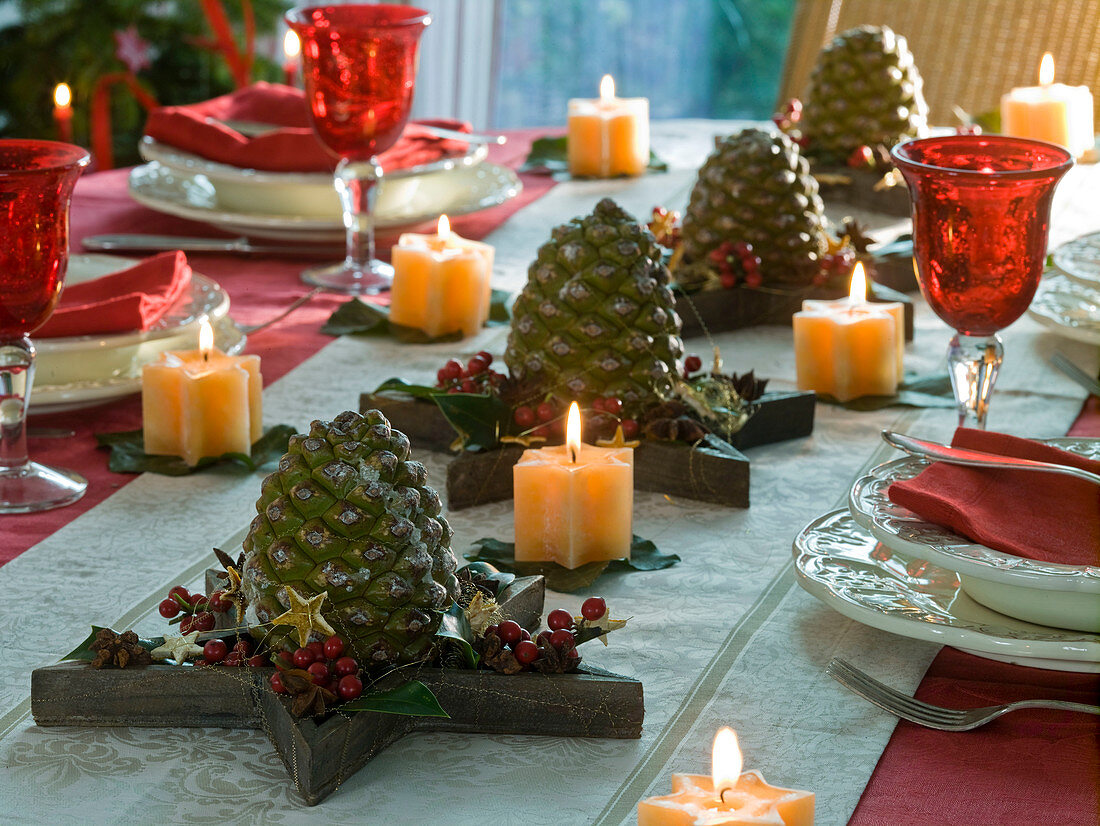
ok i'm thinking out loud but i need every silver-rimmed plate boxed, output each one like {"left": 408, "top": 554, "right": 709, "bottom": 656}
{"left": 1052, "top": 231, "right": 1100, "bottom": 287}
{"left": 1028, "top": 272, "right": 1100, "bottom": 345}
{"left": 793, "top": 509, "right": 1100, "bottom": 672}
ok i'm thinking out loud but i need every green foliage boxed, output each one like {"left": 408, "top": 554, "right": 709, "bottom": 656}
{"left": 95, "top": 424, "right": 297, "bottom": 475}
{"left": 0, "top": 0, "right": 285, "bottom": 165}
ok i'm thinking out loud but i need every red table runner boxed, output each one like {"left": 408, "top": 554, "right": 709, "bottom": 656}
{"left": 7, "top": 131, "right": 553, "bottom": 565}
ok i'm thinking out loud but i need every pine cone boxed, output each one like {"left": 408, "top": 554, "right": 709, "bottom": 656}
{"left": 531, "top": 638, "right": 581, "bottom": 674}
{"left": 479, "top": 632, "right": 523, "bottom": 675}
{"left": 90, "top": 628, "right": 153, "bottom": 669}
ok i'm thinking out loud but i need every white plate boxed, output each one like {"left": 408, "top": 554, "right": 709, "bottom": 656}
{"left": 1028, "top": 272, "right": 1100, "bottom": 344}
{"left": 138, "top": 137, "right": 489, "bottom": 219}
{"left": 1052, "top": 231, "right": 1100, "bottom": 287}
{"left": 848, "top": 439, "right": 1100, "bottom": 632}
{"left": 793, "top": 509, "right": 1100, "bottom": 672}
{"left": 128, "top": 159, "right": 521, "bottom": 243}
{"left": 31, "top": 254, "right": 242, "bottom": 413}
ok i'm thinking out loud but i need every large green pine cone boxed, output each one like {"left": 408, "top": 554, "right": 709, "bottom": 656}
{"left": 504, "top": 198, "right": 683, "bottom": 406}
{"left": 678, "top": 129, "right": 828, "bottom": 287}
{"left": 241, "top": 410, "right": 460, "bottom": 666}
{"left": 802, "top": 25, "right": 928, "bottom": 160}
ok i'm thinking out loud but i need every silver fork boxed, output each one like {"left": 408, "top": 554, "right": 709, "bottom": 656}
{"left": 1051, "top": 351, "right": 1100, "bottom": 397}
{"left": 826, "top": 658, "right": 1100, "bottom": 731}
{"left": 237, "top": 287, "right": 324, "bottom": 335}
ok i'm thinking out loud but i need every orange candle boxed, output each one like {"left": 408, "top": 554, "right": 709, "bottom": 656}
{"left": 638, "top": 728, "right": 814, "bottom": 826}
{"left": 513, "top": 402, "right": 633, "bottom": 569}
{"left": 1001, "top": 53, "right": 1094, "bottom": 158}
{"left": 53, "top": 83, "right": 73, "bottom": 144}
{"left": 792, "top": 263, "right": 900, "bottom": 402}
{"left": 389, "top": 215, "right": 495, "bottom": 339}
{"left": 567, "top": 75, "right": 649, "bottom": 178}
{"left": 142, "top": 320, "right": 262, "bottom": 466}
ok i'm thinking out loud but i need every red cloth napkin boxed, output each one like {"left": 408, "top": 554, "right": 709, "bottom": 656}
{"left": 143, "top": 82, "right": 472, "bottom": 173}
{"left": 888, "top": 427, "right": 1100, "bottom": 566}
{"left": 36, "top": 251, "right": 192, "bottom": 338}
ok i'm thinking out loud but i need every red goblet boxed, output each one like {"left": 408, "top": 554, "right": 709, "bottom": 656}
{"left": 0, "top": 139, "right": 90, "bottom": 512}
{"left": 287, "top": 4, "right": 431, "bottom": 294}
{"left": 891, "top": 136, "right": 1072, "bottom": 428}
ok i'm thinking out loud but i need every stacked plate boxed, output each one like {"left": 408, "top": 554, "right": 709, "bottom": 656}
{"left": 793, "top": 438, "right": 1100, "bottom": 672}
{"left": 1029, "top": 231, "right": 1100, "bottom": 345}
{"left": 130, "top": 138, "right": 522, "bottom": 243}
{"left": 32, "top": 254, "right": 244, "bottom": 413}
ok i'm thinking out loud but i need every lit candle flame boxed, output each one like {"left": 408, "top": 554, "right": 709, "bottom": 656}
{"left": 712, "top": 727, "right": 742, "bottom": 801}
{"left": 437, "top": 213, "right": 451, "bottom": 239}
{"left": 54, "top": 83, "right": 72, "bottom": 108}
{"left": 284, "top": 30, "right": 301, "bottom": 60}
{"left": 1039, "top": 52, "right": 1055, "bottom": 85}
{"left": 198, "top": 319, "right": 215, "bottom": 360}
{"left": 599, "top": 74, "right": 616, "bottom": 102}
{"left": 848, "top": 261, "right": 867, "bottom": 306}
{"left": 566, "top": 401, "right": 581, "bottom": 463}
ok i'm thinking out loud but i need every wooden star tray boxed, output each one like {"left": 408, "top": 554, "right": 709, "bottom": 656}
{"left": 359, "top": 390, "right": 815, "bottom": 510}
{"left": 31, "top": 573, "right": 644, "bottom": 805}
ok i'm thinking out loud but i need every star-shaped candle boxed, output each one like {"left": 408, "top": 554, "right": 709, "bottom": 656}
{"left": 638, "top": 728, "right": 814, "bottom": 825}
{"left": 150, "top": 631, "right": 205, "bottom": 664}
{"left": 272, "top": 587, "right": 336, "bottom": 647}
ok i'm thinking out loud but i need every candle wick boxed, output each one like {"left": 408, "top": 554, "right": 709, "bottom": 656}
{"left": 719, "top": 788, "right": 732, "bottom": 803}
{"left": 203, "top": 351, "right": 209, "bottom": 363}
{"left": 569, "top": 445, "right": 577, "bottom": 464}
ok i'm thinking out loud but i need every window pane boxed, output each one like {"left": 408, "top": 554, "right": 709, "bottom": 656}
{"left": 491, "top": 0, "right": 795, "bottom": 127}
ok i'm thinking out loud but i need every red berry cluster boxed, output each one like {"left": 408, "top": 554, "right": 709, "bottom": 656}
{"left": 270, "top": 635, "right": 364, "bottom": 701}
{"left": 846, "top": 145, "right": 876, "bottom": 169}
{"left": 487, "top": 597, "right": 608, "bottom": 670}
{"left": 814, "top": 247, "right": 857, "bottom": 287}
{"left": 513, "top": 397, "right": 640, "bottom": 440}
{"left": 708, "top": 241, "right": 763, "bottom": 289}
{"left": 200, "top": 636, "right": 268, "bottom": 668}
{"left": 683, "top": 353, "right": 703, "bottom": 378}
{"left": 512, "top": 397, "right": 560, "bottom": 433}
{"left": 771, "top": 98, "right": 808, "bottom": 148}
{"left": 158, "top": 584, "right": 231, "bottom": 634}
{"left": 648, "top": 205, "right": 682, "bottom": 248}
{"left": 435, "top": 351, "right": 505, "bottom": 394}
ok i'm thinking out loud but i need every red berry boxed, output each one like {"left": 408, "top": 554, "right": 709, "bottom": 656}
{"left": 207, "top": 591, "right": 232, "bottom": 613}
{"left": 159, "top": 598, "right": 181, "bottom": 618}
{"left": 621, "top": 419, "right": 640, "bottom": 439}
{"left": 536, "top": 630, "right": 553, "bottom": 646}
{"left": 513, "top": 406, "right": 536, "bottom": 428}
{"left": 193, "top": 612, "right": 215, "bottom": 632}
{"left": 550, "top": 629, "right": 575, "bottom": 650}
{"left": 307, "top": 661, "right": 330, "bottom": 684}
{"left": 333, "top": 656, "right": 359, "bottom": 677}
{"left": 536, "top": 402, "right": 555, "bottom": 422}
{"left": 719, "top": 273, "right": 737, "bottom": 289}
{"left": 581, "top": 597, "right": 607, "bottom": 621}
{"left": 307, "top": 641, "right": 325, "bottom": 659}
{"left": 203, "top": 640, "right": 228, "bottom": 663}
{"left": 233, "top": 638, "right": 252, "bottom": 657}
{"left": 497, "top": 620, "right": 522, "bottom": 645}
{"left": 442, "top": 359, "right": 463, "bottom": 380}
{"left": 179, "top": 616, "right": 196, "bottom": 634}
{"left": 247, "top": 655, "right": 267, "bottom": 667}
{"left": 222, "top": 653, "right": 242, "bottom": 667}
{"left": 168, "top": 585, "right": 190, "bottom": 602}
{"left": 684, "top": 355, "right": 702, "bottom": 374}
{"left": 323, "top": 635, "right": 345, "bottom": 660}
{"left": 447, "top": 386, "right": 460, "bottom": 394}
{"left": 292, "top": 648, "right": 315, "bottom": 668}
{"left": 460, "top": 379, "right": 478, "bottom": 393}
{"left": 476, "top": 351, "right": 493, "bottom": 365}
{"left": 603, "top": 397, "right": 623, "bottom": 415}
{"left": 436, "top": 368, "right": 451, "bottom": 386}
{"left": 532, "top": 425, "right": 551, "bottom": 438}
{"left": 513, "top": 639, "right": 539, "bottom": 665}
{"left": 484, "top": 624, "right": 499, "bottom": 638}
{"left": 591, "top": 397, "right": 605, "bottom": 412}
{"left": 338, "top": 674, "right": 364, "bottom": 700}
{"left": 466, "top": 357, "right": 487, "bottom": 376}
{"left": 270, "top": 672, "right": 287, "bottom": 694}
{"left": 520, "top": 628, "right": 532, "bottom": 642}
{"left": 277, "top": 649, "right": 295, "bottom": 665}
{"left": 744, "top": 271, "right": 763, "bottom": 288}
{"left": 189, "top": 593, "right": 207, "bottom": 610}
{"left": 547, "top": 608, "right": 573, "bottom": 631}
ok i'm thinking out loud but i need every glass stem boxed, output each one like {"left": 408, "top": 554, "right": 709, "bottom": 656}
{"left": 0, "top": 336, "right": 34, "bottom": 472}
{"left": 946, "top": 333, "right": 1003, "bottom": 430}
{"left": 334, "top": 157, "right": 383, "bottom": 273}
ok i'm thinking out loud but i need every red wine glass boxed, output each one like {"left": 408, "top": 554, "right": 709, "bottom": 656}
{"left": 287, "top": 4, "right": 431, "bottom": 295}
{"left": 0, "top": 139, "right": 90, "bottom": 512}
{"left": 891, "top": 135, "right": 1072, "bottom": 428}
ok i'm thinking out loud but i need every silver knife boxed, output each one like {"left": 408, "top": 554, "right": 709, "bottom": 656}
{"left": 882, "top": 430, "right": 1100, "bottom": 485}
{"left": 83, "top": 234, "right": 341, "bottom": 257}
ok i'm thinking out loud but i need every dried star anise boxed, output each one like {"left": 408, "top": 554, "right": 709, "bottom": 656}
{"left": 639, "top": 400, "right": 710, "bottom": 444}
{"left": 479, "top": 631, "right": 524, "bottom": 675}
{"left": 840, "top": 218, "right": 875, "bottom": 253}
{"left": 213, "top": 546, "right": 245, "bottom": 576}
{"left": 531, "top": 638, "right": 581, "bottom": 674}
{"left": 726, "top": 370, "right": 768, "bottom": 402}
{"left": 90, "top": 628, "right": 152, "bottom": 669}
{"left": 278, "top": 668, "right": 338, "bottom": 717}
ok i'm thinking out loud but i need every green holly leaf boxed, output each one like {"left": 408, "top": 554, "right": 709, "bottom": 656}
{"left": 341, "top": 679, "right": 450, "bottom": 717}
{"left": 432, "top": 391, "right": 510, "bottom": 452}
{"left": 436, "top": 603, "right": 478, "bottom": 668}
{"left": 371, "top": 377, "right": 440, "bottom": 400}
{"left": 520, "top": 135, "right": 668, "bottom": 175}
{"left": 464, "top": 535, "right": 677, "bottom": 593}
{"left": 95, "top": 425, "right": 297, "bottom": 476}
{"left": 487, "top": 289, "right": 512, "bottom": 326}
{"left": 823, "top": 372, "right": 956, "bottom": 411}
{"left": 62, "top": 626, "right": 163, "bottom": 662}
{"left": 320, "top": 298, "right": 390, "bottom": 336}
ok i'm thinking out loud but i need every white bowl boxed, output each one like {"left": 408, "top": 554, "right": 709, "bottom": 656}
{"left": 847, "top": 439, "right": 1100, "bottom": 633}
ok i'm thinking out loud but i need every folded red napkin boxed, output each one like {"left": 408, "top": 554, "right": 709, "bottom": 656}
{"left": 37, "top": 251, "right": 192, "bottom": 339}
{"left": 888, "top": 428, "right": 1100, "bottom": 566}
{"left": 143, "top": 82, "right": 472, "bottom": 173}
